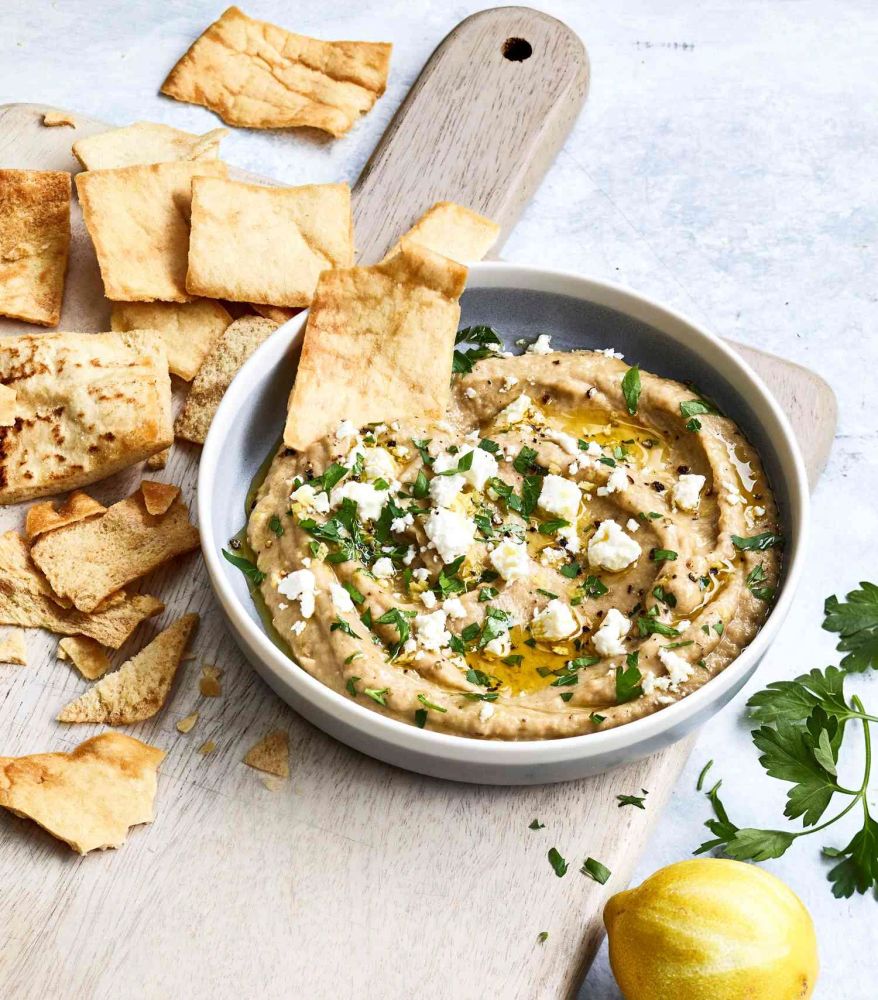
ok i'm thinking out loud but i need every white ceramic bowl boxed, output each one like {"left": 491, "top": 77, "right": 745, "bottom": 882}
{"left": 199, "top": 263, "right": 809, "bottom": 785}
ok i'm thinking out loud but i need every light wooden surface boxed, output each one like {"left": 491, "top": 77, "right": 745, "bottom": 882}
{"left": 0, "top": 12, "right": 835, "bottom": 999}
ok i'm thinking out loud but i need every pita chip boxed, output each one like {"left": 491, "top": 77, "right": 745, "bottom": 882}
{"left": 0, "top": 331, "right": 172, "bottom": 504}
{"left": 0, "top": 732, "right": 164, "bottom": 854}
{"left": 161, "top": 6, "right": 391, "bottom": 138}
{"left": 75, "top": 160, "right": 228, "bottom": 302}
{"left": 251, "top": 303, "right": 300, "bottom": 325}
{"left": 42, "top": 112, "right": 77, "bottom": 128}
{"left": 146, "top": 447, "right": 170, "bottom": 470}
{"left": 30, "top": 487, "right": 200, "bottom": 614}
{"left": 0, "top": 531, "right": 162, "bottom": 648}
{"left": 243, "top": 730, "right": 289, "bottom": 778}
{"left": 386, "top": 201, "right": 500, "bottom": 264}
{"left": 284, "top": 241, "right": 467, "bottom": 449}
{"left": 0, "top": 385, "right": 16, "bottom": 426}
{"left": 72, "top": 121, "right": 226, "bottom": 171}
{"left": 111, "top": 298, "right": 233, "bottom": 381}
{"left": 58, "top": 636, "right": 111, "bottom": 680}
{"left": 0, "top": 168, "right": 71, "bottom": 327}
{"left": 175, "top": 316, "right": 277, "bottom": 444}
{"left": 0, "top": 629, "right": 27, "bottom": 666}
{"left": 25, "top": 491, "right": 107, "bottom": 542}
{"left": 57, "top": 612, "right": 198, "bottom": 725}
{"left": 140, "top": 480, "right": 181, "bottom": 516}
{"left": 186, "top": 177, "right": 353, "bottom": 307}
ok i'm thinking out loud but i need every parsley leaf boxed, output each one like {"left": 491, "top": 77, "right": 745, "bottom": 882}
{"left": 529, "top": 819, "right": 545, "bottom": 830}
{"left": 222, "top": 549, "right": 265, "bottom": 586}
{"left": 621, "top": 366, "right": 641, "bottom": 415}
{"left": 547, "top": 847, "right": 568, "bottom": 877}
{"left": 616, "top": 791, "right": 648, "bottom": 809}
{"left": 822, "top": 582, "right": 878, "bottom": 673}
{"left": 615, "top": 653, "right": 643, "bottom": 703}
{"left": 732, "top": 532, "right": 784, "bottom": 551}
{"left": 580, "top": 857, "right": 611, "bottom": 884}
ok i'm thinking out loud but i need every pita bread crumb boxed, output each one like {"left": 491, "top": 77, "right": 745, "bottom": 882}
{"left": 186, "top": 177, "right": 353, "bottom": 307}
{"left": 176, "top": 711, "right": 198, "bottom": 733}
{"left": 385, "top": 201, "right": 500, "bottom": 263}
{"left": 0, "top": 732, "right": 164, "bottom": 854}
{"left": 243, "top": 730, "right": 289, "bottom": 778}
{"left": 284, "top": 241, "right": 467, "bottom": 450}
{"left": 0, "top": 629, "right": 27, "bottom": 666}
{"left": 146, "top": 447, "right": 170, "bottom": 471}
{"left": 0, "top": 384, "right": 16, "bottom": 426}
{"left": 30, "top": 487, "right": 200, "bottom": 614}
{"left": 199, "top": 664, "right": 222, "bottom": 698}
{"left": 198, "top": 740, "right": 216, "bottom": 755}
{"left": 252, "top": 303, "right": 300, "bottom": 325}
{"left": 42, "top": 112, "right": 77, "bottom": 128}
{"left": 0, "top": 531, "right": 162, "bottom": 648}
{"left": 72, "top": 121, "right": 226, "bottom": 171}
{"left": 175, "top": 316, "right": 277, "bottom": 444}
{"left": 75, "top": 160, "right": 227, "bottom": 303}
{"left": 57, "top": 612, "right": 198, "bottom": 725}
{"left": 111, "top": 298, "right": 233, "bottom": 381}
{"left": 161, "top": 6, "right": 391, "bottom": 137}
{"left": 0, "top": 168, "right": 71, "bottom": 327}
{"left": 262, "top": 775, "right": 284, "bottom": 792}
{"left": 25, "top": 491, "right": 107, "bottom": 542}
{"left": 140, "top": 480, "right": 181, "bottom": 517}
{"left": 57, "top": 636, "right": 111, "bottom": 680}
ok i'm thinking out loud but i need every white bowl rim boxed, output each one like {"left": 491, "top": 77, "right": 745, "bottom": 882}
{"left": 199, "top": 261, "right": 809, "bottom": 767}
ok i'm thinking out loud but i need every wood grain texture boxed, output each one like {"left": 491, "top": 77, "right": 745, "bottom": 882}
{"left": 0, "top": 35, "right": 834, "bottom": 1000}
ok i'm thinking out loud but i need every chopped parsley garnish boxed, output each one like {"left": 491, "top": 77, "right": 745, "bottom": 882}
{"left": 412, "top": 438, "right": 433, "bottom": 466}
{"left": 222, "top": 549, "right": 265, "bottom": 585}
{"left": 330, "top": 618, "right": 360, "bottom": 638}
{"left": 438, "top": 449, "right": 474, "bottom": 476}
{"left": 581, "top": 857, "right": 611, "bottom": 884}
{"left": 615, "top": 653, "right": 643, "bottom": 703}
{"left": 822, "top": 582, "right": 878, "bottom": 672}
{"left": 529, "top": 819, "right": 545, "bottom": 830}
{"left": 477, "top": 606, "right": 510, "bottom": 651}
{"left": 311, "top": 462, "right": 349, "bottom": 493}
{"left": 746, "top": 563, "right": 775, "bottom": 602}
{"left": 598, "top": 456, "right": 616, "bottom": 467}
{"left": 342, "top": 581, "right": 365, "bottom": 605}
{"left": 589, "top": 712, "right": 607, "bottom": 725}
{"left": 680, "top": 398, "right": 717, "bottom": 420}
{"left": 479, "top": 438, "right": 500, "bottom": 454}
{"left": 376, "top": 607, "right": 415, "bottom": 656}
{"left": 513, "top": 445, "right": 539, "bottom": 474}
{"left": 345, "top": 676, "right": 360, "bottom": 696}
{"left": 732, "top": 532, "right": 784, "bottom": 551}
{"left": 536, "top": 588, "right": 558, "bottom": 600}
{"left": 363, "top": 687, "right": 389, "bottom": 706}
{"left": 636, "top": 615, "right": 681, "bottom": 638}
{"left": 537, "top": 931, "right": 549, "bottom": 944}
{"left": 696, "top": 759, "right": 713, "bottom": 792}
{"left": 268, "top": 515, "right": 284, "bottom": 537}
{"left": 502, "top": 654, "right": 524, "bottom": 667}
{"left": 479, "top": 586, "right": 499, "bottom": 602}
{"left": 583, "top": 576, "right": 609, "bottom": 598}
{"left": 538, "top": 518, "right": 570, "bottom": 536}
{"left": 651, "top": 548, "right": 678, "bottom": 562}
{"left": 453, "top": 324, "right": 503, "bottom": 374}
{"left": 652, "top": 584, "right": 677, "bottom": 607}
{"left": 414, "top": 708, "right": 428, "bottom": 728}
{"left": 617, "top": 790, "right": 649, "bottom": 809}
{"left": 417, "top": 694, "right": 447, "bottom": 713}
{"left": 547, "top": 847, "right": 569, "bottom": 878}
{"left": 621, "top": 366, "right": 641, "bottom": 415}
{"left": 560, "top": 562, "right": 581, "bottom": 579}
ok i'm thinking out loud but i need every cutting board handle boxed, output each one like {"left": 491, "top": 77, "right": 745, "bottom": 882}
{"left": 353, "top": 6, "right": 589, "bottom": 262}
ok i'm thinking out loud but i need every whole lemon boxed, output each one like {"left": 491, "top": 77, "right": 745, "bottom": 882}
{"left": 603, "top": 858, "right": 818, "bottom": 1000}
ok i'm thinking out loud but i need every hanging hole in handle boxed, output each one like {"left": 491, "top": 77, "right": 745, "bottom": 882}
{"left": 502, "top": 37, "right": 533, "bottom": 62}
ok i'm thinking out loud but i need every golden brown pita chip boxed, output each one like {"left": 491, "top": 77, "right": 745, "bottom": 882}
{"left": 57, "top": 612, "right": 198, "bottom": 725}
{"left": 284, "top": 241, "right": 467, "bottom": 449}
{"left": 0, "top": 732, "right": 164, "bottom": 854}
{"left": 386, "top": 201, "right": 500, "bottom": 264}
{"left": 0, "top": 531, "right": 163, "bottom": 648}
{"left": 243, "top": 730, "right": 289, "bottom": 778}
{"left": 110, "top": 298, "right": 233, "bottom": 381}
{"left": 0, "top": 169, "right": 71, "bottom": 327}
{"left": 76, "top": 160, "right": 228, "bottom": 302}
{"left": 0, "top": 384, "right": 16, "bottom": 427}
{"left": 251, "top": 303, "right": 300, "bottom": 324}
{"left": 0, "top": 331, "right": 173, "bottom": 504}
{"left": 186, "top": 178, "right": 353, "bottom": 307}
{"left": 72, "top": 121, "right": 226, "bottom": 171}
{"left": 140, "top": 480, "right": 181, "bottom": 516}
{"left": 58, "top": 636, "right": 111, "bottom": 680}
{"left": 175, "top": 316, "right": 277, "bottom": 444}
{"left": 176, "top": 711, "right": 198, "bottom": 733}
{"left": 42, "top": 112, "right": 77, "bottom": 128}
{"left": 25, "top": 491, "right": 107, "bottom": 542}
{"left": 31, "top": 488, "right": 200, "bottom": 613}
{"left": 161, "top": 6, "right": 391, "bottom": 137}
{"left": 0, "top": 629, "right": 27, "bottom": 666}
{"left": 146, "top": 447, "right": 170, "bottom": 470}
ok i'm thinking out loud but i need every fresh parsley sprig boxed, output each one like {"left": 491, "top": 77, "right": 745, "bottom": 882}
{"left": 822, "top": 581, "right": 878, "bottom": 673}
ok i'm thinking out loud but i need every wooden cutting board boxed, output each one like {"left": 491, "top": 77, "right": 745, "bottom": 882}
{"left": 0, "top": 9, "right": 836, "bottom": 1000}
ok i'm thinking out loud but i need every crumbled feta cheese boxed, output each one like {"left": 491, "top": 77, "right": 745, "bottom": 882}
{"left": 658, "top": 647, "right": 695, "bottom": 687}
{"left": 277, "top": 569, "right": 317, "bottom": 619}
{"left": 290, "top": 483, "right": 331, "bottom": 514}
{"left": 423, "top": 508, "right": 476, "bottom": 563}
{"left": 363, "top": 447, "right": 397, "bottom": 483}
{"left": 489, "top": 537, "right": 530, "bottom": 582}
{"left": 568, "top": 461, "right": 580, "bottom": 475}
{"left": 415, "top": 610, "right": 450, "bottom": 651}
{"left": 335, "top": 419, "right": 357, "bottom": 440}
{"left": 391, "top": 512, "right": 414, "bottom": 534}
{"left": 291, "top": 620, "right": 307, "bottom": 636}
{"left": 539, "top": 474, "right": 581, "bottom": 522}
{"left": 330, "top": 582, "right": 355, "bottom": 613}
{"left": 593, "top": 608, "right": 631, "bottom": 658}
{"left": 539, "top": 546, "right": 567, "bottom": 568}
{"left": 479, "top": 702, "right": 495, "bottom": 722}
{"left": 526, "top": 334, "right": 553, "bottom": 355}
{"left": 595, "top": 347, "right": 624, "bottom": 360}
{"left": 673, "top": 473, "right": 706, "bottom": 511}
{"left": 372, "top": 557, "right": 395, "bottom": 578}
{"left": 442, "top": 597, "right": 467, "bottom": 619}
{"left": 420, "top": 590, "right": 438, "bottom": 609}
{"left": 484, "top": 632, "right": 511, "bottom": 658}
{"left": 330, "top": 481, "right": 386, "bottom": 521}
{"left": 543, "top": 427, "right": 580, "bottom": 455}
{"left": 580, "top": 440, "right": 602, "bottom": 458}
{"left": 495, "top": 393, "right": 532, "bottom": 426}
{"left": 531, "top": 599, "right": 579, "bottom": 641}
{"left": 429, "top": 472, "right": 466, "bottom": 508}
{"left": 501, "top": 374, "right": 520, "bottom": 392}
{"left": 433, "top": 448, "right": 498, "bottom": 492}
{"left": 464, "top": 386, "right": 477, "bottom": 399}
{"left": 412, "top": 567, "right": 430, "bottom": 582}
{"left": 587, "top": 519, "right": 642, "bottom": 572}
{"left": 627, "top": 518, "right": 640, "bottom": 532}
{"left": 597, "top": 466, "right": 630, "bottom": 497}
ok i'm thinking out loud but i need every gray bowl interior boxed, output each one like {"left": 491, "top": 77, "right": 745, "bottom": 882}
{"left": 210, "top": 287, "right": 792, "bottom": 639}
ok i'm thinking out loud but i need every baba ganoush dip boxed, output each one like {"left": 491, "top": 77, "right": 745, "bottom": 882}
{"left": 247, "top": 347, "right": 782, "bottom": 740}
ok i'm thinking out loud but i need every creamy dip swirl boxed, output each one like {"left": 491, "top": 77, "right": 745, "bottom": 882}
{"left": 248, "top": 349, "right": 781, "bottom": 740}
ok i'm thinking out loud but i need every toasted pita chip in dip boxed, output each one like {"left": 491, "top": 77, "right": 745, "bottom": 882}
{"left": 252, "top": 304, "right": 300, "bottom": 325}
{"left": 58, "top": 636, "right": 111, "bottom": 680}
{"left": 42, "top": 112, "right": 77, "bottom": 128}
{"left": 161, "top": 6, "right": 391, "bottom": 137}
{"left": 283, "top": 241, "right": 467, "bottom": 450}
{"left": 175, "top": 316, "right": 278, "bottom": 444}
{"left": 76, "top": 160, "right": 228, "bottom": 302}
{"left": 0, "top": 629, "right": 27, "bottom": 666}
{"left": 111, "top": 298, "right": 233, "bottom": 381}
{"left": 0, "top": 531, "right": 162, "bottom": 647}
{"left": 72, "top": 121, "right": 226, "bottom": 171}
{"left": 0, "top": 732, "right": 164, "bottom": 854}
{"left": 0, "top": 385, "right": 16, "bottom": 427}
{"left": 0, "top": 331, "right": 173, "bottom": 504}
{"left": 385, "top": 201, "right": 500, "bottom": 264}
{"left": 140, "top": 480, "right": 181, "bottom": 516}
{"left": 30, "top": 487, "right": 200, "bottom": 613}
{"left": 25, "top": 491, "right": 107, "bottom": 542}
{"left": 243, "top": 730, "right": 289, "bottom": 778}
{"left": 0, "top": 168, "right": 71, "bottom": 327}
{"left": 57, "top": 612, "right": 198, "bottom": 725}
{"left": 187, "top": 178, "right": 353, "bottom": 308}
